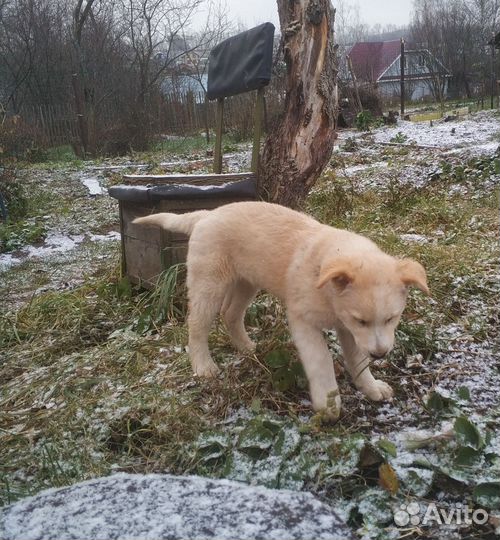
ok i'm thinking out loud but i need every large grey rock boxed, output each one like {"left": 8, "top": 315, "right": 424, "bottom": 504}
{"left": 0, "top": 473, "right": 353, "bottom": 540}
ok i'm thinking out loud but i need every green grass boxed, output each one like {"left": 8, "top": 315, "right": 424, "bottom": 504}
{"left": 1, "top": 132, "right": 499, "bottom": 537}
{"left": 0, "top": 220, "right": 46, "bottom": 253}
{"left": 150, "top": 133, "right": 244, "bottom": 157}
{"left": 42, "top": 145, "right": 79, "bottom": 163}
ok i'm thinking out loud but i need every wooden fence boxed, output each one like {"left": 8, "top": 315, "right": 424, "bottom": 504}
{"left": 22, "top": 103, "right": 80, "bottom": 147}
{"left": 16, "top": 88, "right": 285, "bottom": 149}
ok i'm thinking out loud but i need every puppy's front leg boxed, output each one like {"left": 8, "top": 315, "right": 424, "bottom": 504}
{"left": 336, "top": 325, "right": 393, "bottom": 401}
{"left": 288, "top": 313, "right": 341, "bottom": 421}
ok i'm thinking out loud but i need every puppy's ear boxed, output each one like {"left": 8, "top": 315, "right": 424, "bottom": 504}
{"left": 397, "top": 259, "right": 430, "bottom": 295}
{"left": 317, "top": 259, "right": 355, "bottom": 290}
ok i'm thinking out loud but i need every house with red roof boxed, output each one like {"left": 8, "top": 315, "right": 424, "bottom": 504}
{"left": 348, "top": 40, "right": 451, "bottom": 101}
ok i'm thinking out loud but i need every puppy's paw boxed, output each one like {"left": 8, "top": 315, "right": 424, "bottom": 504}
{"left": 234, "top": 337, "right": 256, "bottom": 354}
{"left": 365, "top": 379, "right": 394, "bottom": 401}
{"left": 193, "top": 360, "right": 220, "bottom": 378}
{"left": 311, "top": 390, "right": 342, "bottom": 424}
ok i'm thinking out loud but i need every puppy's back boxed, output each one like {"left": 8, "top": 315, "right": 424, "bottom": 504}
{"left": 188, "top": 201, "right": 319, "bottom": 297}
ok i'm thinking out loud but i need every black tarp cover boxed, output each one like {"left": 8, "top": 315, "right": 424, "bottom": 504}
{"left": 207, "top": 22, "right": 275, "bottom": 100}
{"left": 108, "top": 178, "right": 256, "bottom": 202}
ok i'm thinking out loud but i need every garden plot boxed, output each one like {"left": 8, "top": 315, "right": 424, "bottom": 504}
{"left": 372, "top": 110, "right": 500, "bottom": 150}
{"left": 1, "top": 109, "right": 499, "bottom": 540}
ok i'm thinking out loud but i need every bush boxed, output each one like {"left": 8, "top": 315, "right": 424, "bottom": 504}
{"left": 0, "top": 167, "right": 27, "bottom": 222}
{"left": 0, "top": 220, "right": 46, "bottom": 253}
{"left": 0, "top": 166, "right": 46, "bottom": 253}
{"left": 0, "top": 116, "right": 47, "bottom": 161}
{"left": 355, "top": 110, "right": 375, "bottom": 131}
{"left": 97, "top": 110, "right": 156, "bottom": 156}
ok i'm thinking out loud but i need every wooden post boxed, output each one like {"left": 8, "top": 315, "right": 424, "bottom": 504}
{"left": 400, "top": 38, "right": 405, "bottom": 116}
{"left": 119, "top": 205, "right": 127, "bottom": 277}
{"left": 251, "top": 88, "right": 265, "bottom": 173}
{"left": 72, "top": 73, "right": 88, "bottom": 156}
{"left": 491, "top": 34, "right": 496, "bottom": 110}
{"left": 204, "top": 93, "right": 210, "bottom": 144}
{"left": 213, "top": 98, "right": 224, "bottom": 174}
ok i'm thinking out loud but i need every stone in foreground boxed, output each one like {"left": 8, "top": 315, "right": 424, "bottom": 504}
{"left": 1, "top": 473, "right": 353, "bottom": 540}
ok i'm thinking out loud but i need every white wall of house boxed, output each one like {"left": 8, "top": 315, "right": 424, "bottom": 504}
{"left": 378, "top": 78, "right": 449, "bottom": 100}
{"left": 377, "top": 49, "right": 450, "bottom": 101}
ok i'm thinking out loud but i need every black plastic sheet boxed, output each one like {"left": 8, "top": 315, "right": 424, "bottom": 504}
{"left": 207, "top": 23, "right": 275, "bottom": 100}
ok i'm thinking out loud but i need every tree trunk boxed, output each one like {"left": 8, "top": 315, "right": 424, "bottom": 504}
{"left": 72, "top": 0, "right": 97, "bottom": 157}
{"left": 258, "top": 0, "right": 338, "bottom": 208}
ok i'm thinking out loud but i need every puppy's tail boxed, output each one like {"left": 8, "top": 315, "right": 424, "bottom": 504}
{"left": 132, "top": 210, "right": 210, "bottom": 236}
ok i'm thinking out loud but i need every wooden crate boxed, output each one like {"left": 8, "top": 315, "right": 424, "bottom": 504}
{"left": 112, "top": 175, "right": 256, "bottom": 288}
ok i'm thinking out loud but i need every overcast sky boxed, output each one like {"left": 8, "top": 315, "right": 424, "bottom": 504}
{"left": 191, "top": 1, "right": 414, "bottom": 31}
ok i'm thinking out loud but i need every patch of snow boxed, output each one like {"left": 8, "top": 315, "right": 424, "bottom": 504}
{"left": 0, "top": 233, "right": 84, "bottom": 270}
{"left": 88, "top": 231, "right": 121, "bottom": 242}
{"left": 80, "top": 174, "right": 106, "bottom": 195}
{"left": 0, "top": 473, "right": 352, "bottom": 540}
{"left": 343, "top": 161, "right": 389, "bottom": 176}
{"left": 373, "top": 111, "right": 500, "bottom": 150}
{"left": 444, "top": 140, "right": 499, "bottom": 157}
{"left": 400, "top": 233, "right": 429, "bottom": 244}
{"left": 0, "top": 231, "right": 120, "bottom": 270}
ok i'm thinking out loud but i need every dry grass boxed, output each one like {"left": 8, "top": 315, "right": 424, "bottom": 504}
{"left": 1, "top": 138, "right": 499, "bottom": 538}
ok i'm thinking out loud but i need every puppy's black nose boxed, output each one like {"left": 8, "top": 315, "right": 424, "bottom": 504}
{"left": 370, "top": 351, "right": 386, "bottom": 360}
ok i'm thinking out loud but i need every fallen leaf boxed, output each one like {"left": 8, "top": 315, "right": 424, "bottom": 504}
{"left": 379, "top": 463, "right": 399, "bottom": 494}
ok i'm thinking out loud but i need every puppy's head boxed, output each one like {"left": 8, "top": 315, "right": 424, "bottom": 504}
{"left": 317, "top": 254, "right": 429, "bottom": 359}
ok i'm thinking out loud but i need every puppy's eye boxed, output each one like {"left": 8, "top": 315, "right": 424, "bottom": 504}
{"left": 354, "top": 317, "right": 368, "bottom": 326}
{"left": 385, "top": 316, "right": 396, "bottom": 324}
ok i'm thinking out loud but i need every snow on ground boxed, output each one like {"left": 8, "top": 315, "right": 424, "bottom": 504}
{"left": 0, "top": 473, "right": 352, "bottom": 540}
{"left": 372, "top": 110, "right": 500, "bottom": 149}
{"left": 79, "top": 174, "right": 107, "bottom": 195}
{"left": 0, "top": 231, "right": 119, "bottom": 270}
{"left": 1, "top": 109, "right": 499, "bottom": 539}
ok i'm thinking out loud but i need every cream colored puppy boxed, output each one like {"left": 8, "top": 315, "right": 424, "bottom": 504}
{"left": 133, "top": 201, "right": 428, "bottom": 420}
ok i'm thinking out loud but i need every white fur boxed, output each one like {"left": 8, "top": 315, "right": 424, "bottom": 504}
{"left": 133, "top": 201, "right": 429, "bottom": 420}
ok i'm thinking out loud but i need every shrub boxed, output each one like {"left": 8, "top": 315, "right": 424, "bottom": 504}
{"left": 0, "top": 116, "right": 47, "bottom": 161}
{"left": 0, "top": 167, "right": 27, "bottom": 222}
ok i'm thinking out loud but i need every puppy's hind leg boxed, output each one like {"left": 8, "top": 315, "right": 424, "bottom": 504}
{"left": 188, "top": 281, "right": 226, "bottom": 378}
{"left": 221, "top": 279, "right": 257, "bottom": 353}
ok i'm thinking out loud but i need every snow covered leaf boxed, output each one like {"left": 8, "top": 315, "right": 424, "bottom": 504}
{"left": 377, "top": 438, "right": 397, "bottom": 458}
{"left": 272, "top": 423, "right": 301, "bottom": 458}
{"left": 355, "top": 487, "right": 394, "bottom": 525}
{"left": 195, "top": 432, "right": 230, "bottom": 463}
{"left": 404, "top": 424, "right": 454, "bottom": 450}
{"left": 237, "top": 421, "right": 276, "bottom": 458}
{"left": 425, "top": 390, "right": 455, "bottom": 412}
{"left": 324, "top": 434, "right": 367, "bottom": 476}
{"left": 473, "top": 482, "right": 500, "bottom": 510}
{"left": 454, "top": 445, "right": 482, "bottom": 466}
{"left": 456, "top": 386, "right": 470, "bottom": 401}
{"left": 454, "top": 416, "right": 483, "bottom": 450}
{"left": 399, "top": 467, "right": 434, "bottom": 497}
{"left": 223, "top": 449, "right": 283, "bottom": 488}
{"left": 279, "top": 452, "right": 320, "bottom": 490}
